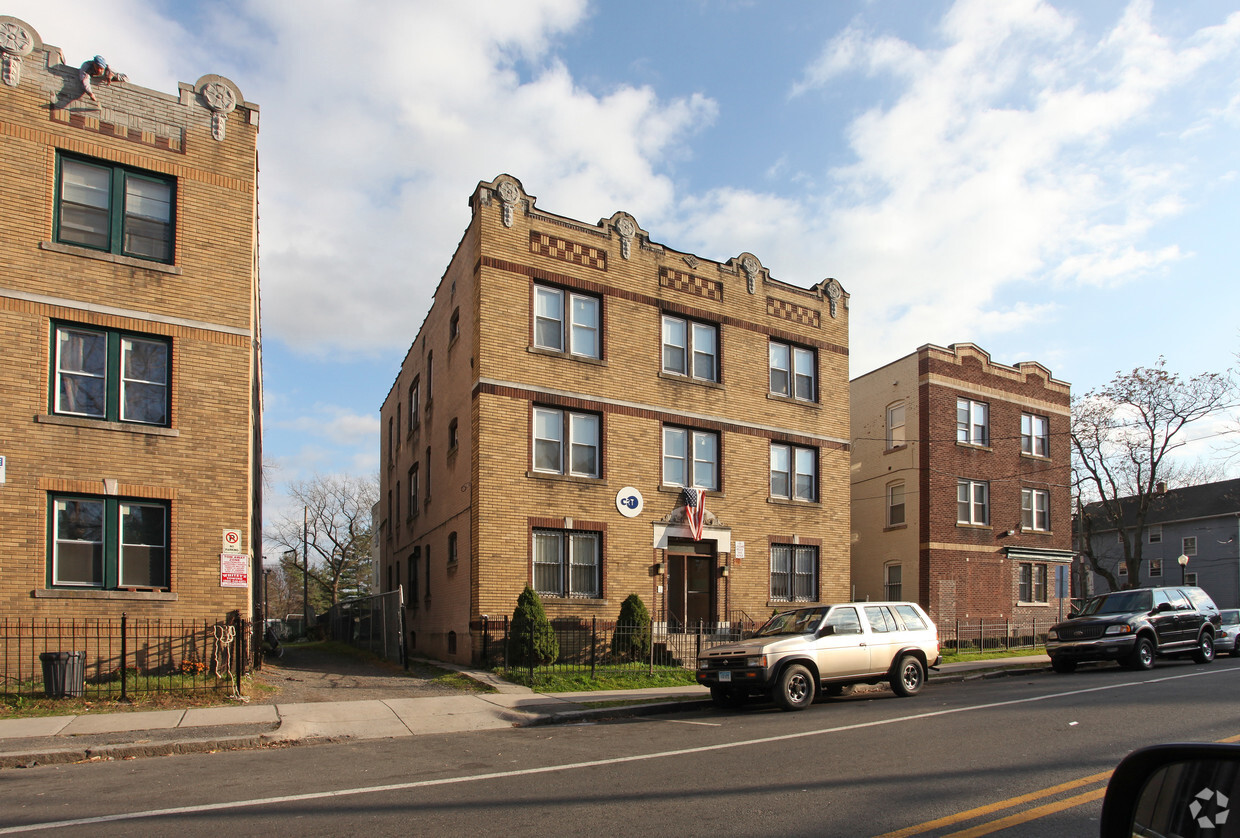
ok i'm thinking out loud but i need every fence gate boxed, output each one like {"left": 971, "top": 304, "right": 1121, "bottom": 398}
{"left": 326, "top": 588, "right": 405, "bottom": 665}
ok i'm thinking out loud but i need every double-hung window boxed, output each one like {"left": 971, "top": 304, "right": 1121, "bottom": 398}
{"left": 957, "top": 479, "right": 989, "bottom": 525}
{"left": 533, "top": 529, "right": 600, "bottom": 598}
{"left": 886, "top": 402, "right": 906, "bottom": 448}
{"left": 770, "top": 544, "right": 817, "bottom": 602}
{"left": 770, "top": 443, "right": 816, "bottom": 502}
{"left": 662, "top": 427, "right": 718, "bottom": 490}
{"left": 956, "top": 398, "right": 989, "bottom": 446}
{"left": 662, "top": 315, "right": 718, "bottom": 382}
{"left": 1183, "top": 536, "right": 1197, "bottom": 557}
{"left": 51, "top": 494, "right": 169, "bottom": 589}
{"left": 54, "top": 324, "right": 170, "bottom": 426}
{"left": 1019, "top": 563, "right": 1048, "bottom": 603}
{"left": 56, "top": 155, "right": 175, "bottom": 263}
{"left": 533, "top": 407, "right": 600, "bottom": 478}
{"left": 1021, "top": 488, "right": 1050, "bottom": 531}
{"left": 887, "top": 482, "right": 906, "bottom": 526}
{"left": 1021, "top": 413, "right": 1050, "bottom": 457}
{"left": 769, "top": 341, "right": 815, "bottom": 401}
{"left": 533, "top": 285, "right": 600, "bottom": 358}
{"left": 884, "top": 564, "right": 903, "bottom": 600}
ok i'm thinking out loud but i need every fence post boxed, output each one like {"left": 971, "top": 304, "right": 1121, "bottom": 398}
{"left": 590, "top": 617, "right": 597, "bottom": 679}
{"left": 234, "top": 612, "right": 244, "bottom": 696}
{"left": 648, "top": 614, "right": 654, "bottom": 676}
{"left": 120, "top": 612, "right": 130, "bottom": 704}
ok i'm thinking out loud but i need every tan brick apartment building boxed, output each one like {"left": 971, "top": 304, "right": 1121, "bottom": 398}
{"left": 850, "top": 344, "right": 1072, "bottom": 626}
{"left": 379, "top": 174, "right": 849, "bottom": 664}
{"left": 0, "top": 17, "right": 262, "bottom": 622}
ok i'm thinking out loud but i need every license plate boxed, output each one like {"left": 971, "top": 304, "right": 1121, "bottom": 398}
{"left": 718, "top": 671, "right": 731, "bottom": 682}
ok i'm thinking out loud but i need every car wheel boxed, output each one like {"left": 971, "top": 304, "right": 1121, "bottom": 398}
{"left": 1050, "top": 657, "right": 1077, "bottom": 674}
{"left": 1192, "top": 632, "right": 1216, "bottom": 664}
{"left": 774, "top": 664, "right": 815, "bottom": 711}
{"left": 890, "top": 655, "right": 925, "bottom": 697}
{"left": 1126, "top": 636, "right": 1156, "bottom": 671}
{"left": 710, "top": 686, "right": 742, "bottom": 708}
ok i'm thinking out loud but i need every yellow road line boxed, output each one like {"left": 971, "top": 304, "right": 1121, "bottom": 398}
{"left": 941, "top": 788, "right": 1107, "bottom": 838}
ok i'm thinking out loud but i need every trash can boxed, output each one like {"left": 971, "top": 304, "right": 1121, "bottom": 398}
{"left": 39, "top": 651, "right": 85, "bottom": 698}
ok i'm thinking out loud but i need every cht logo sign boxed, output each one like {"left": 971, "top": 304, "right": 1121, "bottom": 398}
{"left": 616, "top": 487, "right": 644, "bottom": 518}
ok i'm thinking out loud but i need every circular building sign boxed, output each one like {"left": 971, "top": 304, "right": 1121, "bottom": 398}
{"left": 616, "top": 487, "right": 644, "bottom": 518}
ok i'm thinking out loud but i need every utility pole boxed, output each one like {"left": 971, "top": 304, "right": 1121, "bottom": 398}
{"left": 303, "top": 505, "right": 310, "bottom": 633}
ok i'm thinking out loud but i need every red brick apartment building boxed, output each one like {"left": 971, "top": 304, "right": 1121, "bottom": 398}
{"left": 379, "top": 174, "right": 850, "bottom": 664}
{"left": 0, "top": 17, "right": 263, "bottom": 624}
{"left": 850, "top": 344, "right": 1072, "bottom": 626}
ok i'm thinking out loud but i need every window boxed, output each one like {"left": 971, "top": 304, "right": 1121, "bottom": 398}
{"left": 426, "top": 353, "right": 433, "bottom": 403}
{"left": 408, "top": 465, "right": 419, "bottom": 518}
{"left": 386, "top": 491, "right": 392, "bottom": 539}
{"left": 886, "top": 482, "right": 906, "bottom": 527}
{"left": 884, "top": 563, "right": 903, "bottom": 600}
{"left": 662, "top": 427, "right": 718, "bottom": 490}
{"left": 53, "top": 325, "right": 170, "bottom": 426}
{"left": 387, "top": 417, "right": 394, "bottom": 466}
{"left": 408, "top": 378, "right": 420, "bottom": 431}
{"left": 864, "top": 605, "right": 899, "bottom": 632}
{"left": 769, "top": 341, "right": 815, "bottom": 401}
{"left": 662, "top": 315, "right": 718, "bottom": 382}
{"left": 1148, "top": 525, "right": 1162, "bottom": 544}
{"left": 395, "top": 481, "right": 401, "bottom": 533}
{"left": 894, "top": 604, "right": 927, "bottom": 630}
{"left": 1119, "top": 563, "right": 1128, "bottom": 577}
{"left": 886, "top": 402, "right": 906, "bottom": 448}
{"left": 1019, "top": 563, "right": 1048, "bottom": 603}
{"left": 957, "top": 479, "right": 989, "bottom": 525}
{"left": 1021, "top": 413, "right": 1050, "bottom": 457}
{"left": 533, "top": 285, "right": 600, "bottom": 358}
{"left": 448, "top": 532, "right": 458, "bottom": 564}
{"left": 1150, "top": 558, "right": 1163, "bottom": 578}
{"left": 533, "top": 529, "right": 600, "bottom": 598}
{"left": 50, "top": 495, "right": 169, "bottom": 589}
{"left": 448, "top": 418, "right": 459, "bottom": 451}
{"left": 410, "top": 549, "right": 420, "bottom": 604}
{"left": 956, "top": 398, "right": 989, "bottom": 446}
{"left": 1183, "top": 536, "right": 1197, "bottom": 557}
{"left": 424, "top": 546, "right": 431, "bottom": 601}
{"left": 424, "top": 447, "right": 432, "bottom": 504}
{"left": 395, "top": 405, "right": 402, "bottom": 448}
{"left": 56, "top": 154, "right": 175, "bottom": 263}
{"left": 449, "top": 308, "right": 460, "bottom": 342}
{"left": 1021, "top": 488, "right": 1050, "bottom": 531}
{"left": 1186, "top": 572, "right": 1198, "bottom": 587}
{"left": 770, "top": 544, "right": 817, "bottom": 602}
{"left": 533, "top": 408, "right": 600, "bottom": 478}
{"left": 770, "top": 444, "right": 816, "bottom": 502}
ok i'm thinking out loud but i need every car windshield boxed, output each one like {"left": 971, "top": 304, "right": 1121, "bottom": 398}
{"left": 754, "top": 607, "right": 827, "bottom": 637}
{"left": 1080, "top": 590, "right": 1153, "bottom": 616}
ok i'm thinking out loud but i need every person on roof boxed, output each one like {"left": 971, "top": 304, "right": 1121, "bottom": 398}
{"left": 76, "top": 55, "right": 127, "bottom": 104}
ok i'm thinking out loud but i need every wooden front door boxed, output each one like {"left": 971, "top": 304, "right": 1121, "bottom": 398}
{"left": 667, "top": 541, "right": 714, "bottom": 630}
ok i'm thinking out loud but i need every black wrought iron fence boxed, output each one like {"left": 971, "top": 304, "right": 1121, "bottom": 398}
{"left": 0, "top": 614, "right": 250, "bottom": 700}
{"left": 476, "top": 616, "right": 762, "bottom": 676}
{"left": 939, "top": 618, "right": 1052, "bottom": 654}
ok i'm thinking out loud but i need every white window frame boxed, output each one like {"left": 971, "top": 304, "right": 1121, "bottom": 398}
{"left": 1021, "top": 413, "right": 1050, "bottom": 457}
{"left": 662, "top": 427, "right": 719, "bottom": 490}
{"left": 957, "top": 479, "right": 989, "bottom": 525}
{"left": 533, "top": 407, "right": 600, "bottom": 478}
{"left": 884, "top": 563, "right": 903, "bottom": 600}
{"left": 769, "top": 340, "right": 815, "bottom": 401}
{"left": 770, "top": 544, "right": 818, "bottom": 602}
{"left": 1183, "top": 536, "right": 1197, "bottom": 557}
{"left": 1021, "top": 488, "right": 1050, "bottom": 531}
{"left": 770, "top": 443, "right": 817, "bottom": 502}
{"left": 533, "top": 529, "right": 601, "bottom": 598}
{"left": 1148, "top": 525, "right": 1162, "bottom": 544}
{"left": 886, "top": 482, "right": 906, "bottom": 527}
{"left": 534, "top": 284, "right": 600, "bottom": 359}
{"left": 956, "top": 398, "right": 989, "bottom": 446}
{"left": 886, "top": 402, "right": 906, "bottom": 448}
{"left": 54, "top": 325, "right": 170, "bottom": 426}
{"left": 1149, "top": 558, "right": 1163, "bottom": 578}
{"left": 662, "top": 314, "right": 718, "bottom": 382}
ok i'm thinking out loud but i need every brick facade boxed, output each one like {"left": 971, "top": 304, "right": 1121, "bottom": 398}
{"left": 0, "top": 18, "right": 262, "bottom": 622}
{"left": 380, "top": 176, "right": 850, "bottom": 664}
{"left": 851, "top": 344, "right": 1072, "bottom": 626}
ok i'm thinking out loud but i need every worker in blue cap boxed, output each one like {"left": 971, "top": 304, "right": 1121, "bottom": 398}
{"left": 76, "top": 55, "right": 127, "bottom": 105}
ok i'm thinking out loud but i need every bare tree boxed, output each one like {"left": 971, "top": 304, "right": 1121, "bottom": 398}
{"left": 267, "top": 473, "right": 378, "bottom": 610}
{"left": 1072, "top": 358, "right": 1235, "bottom": 590}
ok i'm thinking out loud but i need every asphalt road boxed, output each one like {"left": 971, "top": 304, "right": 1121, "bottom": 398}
{"left": 4, "top": 658, "right": 1240, "bottom": 837}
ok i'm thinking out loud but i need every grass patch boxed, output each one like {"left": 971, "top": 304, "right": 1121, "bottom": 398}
{"left": 498, "top": 668, "right": 698, "bottom": 693}
{"left": 0, "top": 683, "right": 241, "bottom": 720}
{"left": 940, "top": 648, "right": 1045, "bottom": 664}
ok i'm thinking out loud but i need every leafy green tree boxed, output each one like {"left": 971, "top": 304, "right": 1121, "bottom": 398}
{"left": 509, "top": 586, "right": 558, "bottom": 668}
{"left": 612, "top": 593, "right": 651, "bottom": 660}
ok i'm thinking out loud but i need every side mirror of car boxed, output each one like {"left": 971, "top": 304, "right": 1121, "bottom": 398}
{"left": 816, "top": 624, "right": 836, "bottom": 638}
{"left": 1100, "top": 743, "right": 1240, "bottom": 837}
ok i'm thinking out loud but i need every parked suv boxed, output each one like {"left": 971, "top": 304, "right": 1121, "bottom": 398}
{"left": 696, "top": 602, "right": 940, "bottom": 711}
{"left": 1046, "top": 586, "right": 1220, "bottom": 673}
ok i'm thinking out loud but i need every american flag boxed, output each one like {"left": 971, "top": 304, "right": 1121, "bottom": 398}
{"left": 682, "top": 488, "right": 706, "bottom": 541}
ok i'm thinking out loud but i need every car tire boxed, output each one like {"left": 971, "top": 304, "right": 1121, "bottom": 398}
{"left": 710, "top": 686, "right": 742, "bottom": 708}
{"left": 774, "top": 664, "right": 815, "bottom": 711}
{"left": 1192, "top": 632, "right": 1216, "bottom": 664}
{"left": 1125, "top": 636, "right": 1156, "bottom": 671}
{"left": 890, "top": 655, "right": 925, "bottom": 697}
{"left": 1050, "top": 657, "right": 1077, "bottom": 674}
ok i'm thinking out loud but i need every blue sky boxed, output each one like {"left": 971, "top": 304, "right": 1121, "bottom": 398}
{"left": 13, "top": 0, "right": 1240, "bottom": 523}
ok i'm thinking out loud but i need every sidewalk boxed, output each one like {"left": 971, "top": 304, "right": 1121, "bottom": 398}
{"left": 0, "top": 655, "right": 1050, "bottom": 769}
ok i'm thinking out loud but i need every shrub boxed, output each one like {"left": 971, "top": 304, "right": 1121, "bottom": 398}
{"left": 509, "top": 586, "right": 559, "bottom": 668}
{"left": 612, "top": 593, "right": 652, "bottom": 660}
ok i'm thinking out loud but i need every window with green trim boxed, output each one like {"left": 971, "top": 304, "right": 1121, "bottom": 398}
{"left": 53, "top": 324, "right": 170, "bottom": 426}
{"left": 55, "top": 154, "right": 176, "bottom": 263}
{"left": 50, "top": 494, "right": 170, "bottom": 589}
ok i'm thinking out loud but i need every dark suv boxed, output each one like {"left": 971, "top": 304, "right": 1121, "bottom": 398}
{"left": 1046, "top": 586, "right": 1220, "bottom": 673}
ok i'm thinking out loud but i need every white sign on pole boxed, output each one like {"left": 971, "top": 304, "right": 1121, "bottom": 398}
{"left": 220, "top": 552, "right": 249, "bottom": 587}
{"left": 222, "top": 529, "right": 242, "bottom": 552}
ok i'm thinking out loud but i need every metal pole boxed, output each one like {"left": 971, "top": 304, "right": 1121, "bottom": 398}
{"left": 303, "top": 506, "right": 310, "bottom": 635}
{"left": 119, "top": 612, "right": 128, "bottom": 703}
